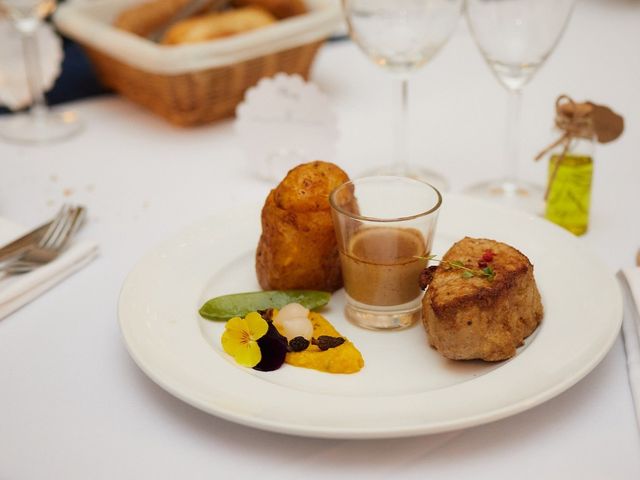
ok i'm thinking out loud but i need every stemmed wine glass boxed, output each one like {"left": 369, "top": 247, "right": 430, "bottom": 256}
{"left": 464, "top": 0, "right": 575, "bottom": 210}
{"left": 0, "top": 0, "right": 82, "bottom": 144}
{"left": 343, "top": 0, "right": 462, "bottom": 190}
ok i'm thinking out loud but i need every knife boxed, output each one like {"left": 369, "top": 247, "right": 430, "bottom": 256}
{"left": 619, "top": 268, "right": 640, "bottom": 431}
{"left": 0, "top": 221, "right": 52, "bottom": 263}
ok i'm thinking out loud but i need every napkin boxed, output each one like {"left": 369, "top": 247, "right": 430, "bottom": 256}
{"left": 235, "top": 73, "right": 338, "bottom": 182}
{"left": 0, "top": 218, "right": 98, "bottom": 320}
{"left": 619, "top": 268, "right": 640, "bottom": 430}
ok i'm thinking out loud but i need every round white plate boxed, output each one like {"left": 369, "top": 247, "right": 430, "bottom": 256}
{"left": 118, "top": 194, "right": 622, "bottom": 439}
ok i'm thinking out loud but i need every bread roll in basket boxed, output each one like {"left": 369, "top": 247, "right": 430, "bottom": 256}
{"left": 54, "top": 0, "right": 340, "bottom": 126}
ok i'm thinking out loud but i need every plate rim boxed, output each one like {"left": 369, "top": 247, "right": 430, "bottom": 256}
{"left": 118, "top": 194, "right": 622, "bottom": 439}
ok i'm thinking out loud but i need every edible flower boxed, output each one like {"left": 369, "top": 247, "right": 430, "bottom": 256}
{"left": 221, "top": 312, "right": 269, "bottom": 367}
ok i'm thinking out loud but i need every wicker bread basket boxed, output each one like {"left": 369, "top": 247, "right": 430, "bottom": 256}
{"left": 54, "top": 0, "right": 339, "bottom": 126}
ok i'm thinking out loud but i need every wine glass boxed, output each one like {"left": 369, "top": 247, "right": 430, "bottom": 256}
{"left": 464, "top": 0, "right": 575, "bottom": 210}
{"left": 343, "top": 0, "right": 462, "bottom": 190}
{"left": 0, "top": 0, "right": 82, "bottom": 144}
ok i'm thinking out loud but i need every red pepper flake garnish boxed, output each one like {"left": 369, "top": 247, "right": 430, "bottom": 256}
{"left": 415, "top": 255, "right": 496, "bottom": 281}
{"left": 481, "top": 250, "right": 495, "bottom": 263}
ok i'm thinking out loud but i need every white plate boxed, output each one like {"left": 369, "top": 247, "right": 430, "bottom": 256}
{"left": 118, "top": 195, "right": 622, "bottom": 439}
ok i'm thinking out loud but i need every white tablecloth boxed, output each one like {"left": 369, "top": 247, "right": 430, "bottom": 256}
{"left": 1, "top": 0, "right": 639, "bottom": 478}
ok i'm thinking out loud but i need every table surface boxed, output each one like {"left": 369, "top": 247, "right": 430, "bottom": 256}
{"left": 1, "top": 0, "right": 640, "bottom": 478}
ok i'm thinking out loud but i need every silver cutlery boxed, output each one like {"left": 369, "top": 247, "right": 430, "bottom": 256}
{"left": 0, "top": 205, "right": 86, "bottom": 275}
{"left": 0, "top": 220, "right": 52, "bottom": 263}
{"left": 0, "top": 205, "right": 70, "bottom": 267}
{"left": 619, "top": 250, "right": 640, "bottom": 430}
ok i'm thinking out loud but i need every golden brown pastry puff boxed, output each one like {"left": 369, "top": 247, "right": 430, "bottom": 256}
{"left": 256, "top": 161, "right": 349, "bottom": 292}
{"left": 161, "top": 6, "right": 277, "bottom": 45}
{"left": 231, "top": 0, "right": 307, "bottom": 19}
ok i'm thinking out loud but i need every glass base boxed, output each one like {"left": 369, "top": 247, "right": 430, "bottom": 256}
{"left": 0, "top": 109, "right": 82, "bottom": 144}
{"left": 345, "top": 302, "right": 421, "bottom": 331}
{"left": 362, "top": 165, "right": 449, "bottom": 193}
{"left": 463, "top": 178, "right": 544, "bottom": 214}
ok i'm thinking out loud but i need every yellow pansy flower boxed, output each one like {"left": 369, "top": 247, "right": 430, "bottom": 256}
{"left": 221, "top": 312, "right": 269, "bottom": 367}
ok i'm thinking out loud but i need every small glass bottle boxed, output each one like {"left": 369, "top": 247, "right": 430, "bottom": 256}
{"left": 545, "top": 134, "right": 596, "bottom": 236}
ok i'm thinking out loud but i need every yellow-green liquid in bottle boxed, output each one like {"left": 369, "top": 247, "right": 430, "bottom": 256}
{"left": 545, "top": 154, "right": 593, "bottom": 236}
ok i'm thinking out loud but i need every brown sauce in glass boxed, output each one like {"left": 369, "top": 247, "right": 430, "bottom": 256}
{"left": 339, "top": 227, "right": 427, "bottom": 306}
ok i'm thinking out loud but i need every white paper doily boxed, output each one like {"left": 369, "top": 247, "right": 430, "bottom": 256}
{"left": 235, "top": 73, "right": 339, "bottom": 182}
{"left": 0, "top": 19, "right": 63, "bottom": 111}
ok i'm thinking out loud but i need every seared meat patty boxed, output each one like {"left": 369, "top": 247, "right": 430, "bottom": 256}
{"left": 422, "top": 237, "right": 543, "bottom": 361}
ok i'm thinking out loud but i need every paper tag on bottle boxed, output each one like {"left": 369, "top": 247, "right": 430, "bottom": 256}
{"left": 0, "top": 20, "right": 63, "bottom": 110}
{"left": 235, "top": 73, "right": 338, "bottom": 182}
{"left": 588, "top": 103, "right": 624, "bottom": 143}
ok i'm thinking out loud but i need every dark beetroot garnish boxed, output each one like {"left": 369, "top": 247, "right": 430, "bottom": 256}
{"left": 253, "top": 323, "right": 288, "bottom": 371}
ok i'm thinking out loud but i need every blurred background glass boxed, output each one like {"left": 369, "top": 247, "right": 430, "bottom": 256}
{"left": 0, "top": 0, "right": 82, "bottom": 144}
{"left": 343, "top": 0, "right": 462, "bottom": 191}
{"left": 463, "top": 0, "right": 576, "bottom": 211}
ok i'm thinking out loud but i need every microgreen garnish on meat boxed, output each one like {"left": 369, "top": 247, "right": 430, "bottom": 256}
{"left": 417, "top": 255, "right": 496, "bottom": 281}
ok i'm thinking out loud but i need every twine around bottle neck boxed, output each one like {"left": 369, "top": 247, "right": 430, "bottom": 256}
{"left": 535, "top": 95, "right": 596, "bottom": 200}
{"left": 535, "top": 95, "right": 595, "bottom": 162}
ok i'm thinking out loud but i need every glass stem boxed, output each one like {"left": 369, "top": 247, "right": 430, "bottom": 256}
{"left": 19, "top": 23, "right": 48, "bottom": 121}
{"left": 393, "top": 76, "right": 410, "bottom": 176}
{"left": 504, "top": 88, "right": 522, "bottom": 182}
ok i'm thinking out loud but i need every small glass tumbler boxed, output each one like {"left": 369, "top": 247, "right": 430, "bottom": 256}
{"left": 330, "top": 176, "right": 442, "bottom": 330}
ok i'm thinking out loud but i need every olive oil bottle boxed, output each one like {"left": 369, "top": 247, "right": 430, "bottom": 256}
{"left": 537, "top": 96, "right": 623, "bottom": 237}
{"left": 545, "top": 150, "right": 593, "bottom": 235}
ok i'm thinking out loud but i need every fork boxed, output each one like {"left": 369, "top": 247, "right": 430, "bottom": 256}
{"left": 1, "top": 205, "right": 86, "bottom": 275}
{"left": 0, "top": 204, "right": 72, "bottom": 268}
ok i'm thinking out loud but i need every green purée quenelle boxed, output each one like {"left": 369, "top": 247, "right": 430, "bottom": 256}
{"left": 199, "top": 290, "right": 331, "bottom": 322}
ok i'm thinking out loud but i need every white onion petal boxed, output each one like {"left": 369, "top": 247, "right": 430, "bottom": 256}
{"left": 275, "top": 303, "right": 313, "bottom": 340}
